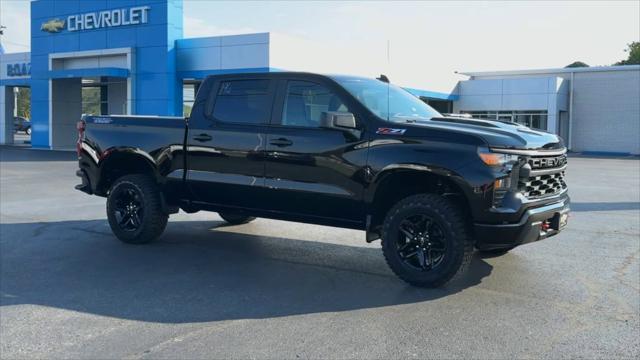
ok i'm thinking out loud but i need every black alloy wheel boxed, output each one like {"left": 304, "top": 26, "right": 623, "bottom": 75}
{"left": 111, "top": 185, "right": 144, "bottom": 232}
{"left": 381, "top": 193, "right": 473, "bottom": 287}
{"left": 396, "top": 214, "right": 448, "bottom": 271}
{"left": 106, "top": 175, "right": 168, "bottom": 244}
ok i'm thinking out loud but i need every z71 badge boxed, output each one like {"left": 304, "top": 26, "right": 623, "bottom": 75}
{"left": 376, "top": 127, "right": 406, "bottom": 135}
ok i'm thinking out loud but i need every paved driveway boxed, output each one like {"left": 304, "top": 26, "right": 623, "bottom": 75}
{"left": 1, "top": 147, "right": 638, "bottom": 359}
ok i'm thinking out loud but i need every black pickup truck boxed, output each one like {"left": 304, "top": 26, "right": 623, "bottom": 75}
{"left": 76, "top": 72, "right": 570, "bottom": 287}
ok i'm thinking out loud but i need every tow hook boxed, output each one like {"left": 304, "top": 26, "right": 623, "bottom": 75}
{"left": 541, "top": 220, "right": 551, "bottom": 231}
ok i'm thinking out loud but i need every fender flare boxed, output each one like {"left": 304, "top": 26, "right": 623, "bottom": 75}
{"left": 365, "top": 163, "right": 467, "bottom": 205}
{"left": 97, "top": 147, "right": 162, "bottom": 190}
{"left": 364, "top": 164, "right": 472, "bottom": 242}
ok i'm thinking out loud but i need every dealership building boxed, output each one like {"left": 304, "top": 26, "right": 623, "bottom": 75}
{"left": 1, "top": 0, "right": 639, "bottom": 154}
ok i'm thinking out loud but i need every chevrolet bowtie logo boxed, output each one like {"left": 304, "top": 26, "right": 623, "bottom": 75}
{"left": 41, "top": 18, "right": 66, "bottom": 33}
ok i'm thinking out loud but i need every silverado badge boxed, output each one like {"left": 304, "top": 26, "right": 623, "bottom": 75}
{"left": 41, "top": 19, "right": 66, "bottom": 33}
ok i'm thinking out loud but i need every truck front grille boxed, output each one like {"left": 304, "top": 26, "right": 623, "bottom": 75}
{"left": 520, "top": 171, "right": 567, "bottom": 199}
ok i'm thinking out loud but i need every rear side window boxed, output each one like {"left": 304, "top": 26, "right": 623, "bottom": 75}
{"left": 212, "top": 80, "right": 271, "bottom": 124}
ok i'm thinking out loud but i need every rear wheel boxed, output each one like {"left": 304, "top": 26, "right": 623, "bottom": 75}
{"left": 106, "top": 175, "right": 168, "bottom": 244}
{"left": 381, "top": 194, "right": 473, "bottom": 288}
{"left": 219, "top": 212, "right": 256, "bottom": 225}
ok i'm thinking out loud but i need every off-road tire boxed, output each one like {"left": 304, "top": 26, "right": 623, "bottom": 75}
{"left": 219, "top": 212, "right": 256, "bottom": 225}
{"left": 381, "top": 193, "right": 474, "bottom": 288}
{"left": 106, "top": 175, "right": 168, "bottom": 244}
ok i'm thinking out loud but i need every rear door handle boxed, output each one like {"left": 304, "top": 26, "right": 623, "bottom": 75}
{"left": 269, "top": 138, "right": 293, "bottom": 147}
{"left": 193, "top": 133, "right": 212, "bottom": 142}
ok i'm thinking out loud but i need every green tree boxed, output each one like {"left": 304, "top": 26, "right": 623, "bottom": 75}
{"left": 82, "top": 87, "right": 101, "bottom": 115}
{"left": 565, "top": 61, "right": 589, "bottom": 68}
{"left": 16, "top": 87, "right": 31, "bottom": 119}
{"left": 615, "top": 42, "right": 640, "bottom": 65}
{"left": 183, "top": 104, "right": 193, "bottom": 117}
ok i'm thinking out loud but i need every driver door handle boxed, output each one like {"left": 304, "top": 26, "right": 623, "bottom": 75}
{"left": 269, "top": 138, "right": 293, "bottom": 147}
{"left": 193, "top": 133, "right": 212, "bottom": 142}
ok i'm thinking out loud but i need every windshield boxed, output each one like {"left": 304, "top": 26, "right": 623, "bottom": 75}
{"left": 331, "top": 76, "right": 441, "bottom": 122}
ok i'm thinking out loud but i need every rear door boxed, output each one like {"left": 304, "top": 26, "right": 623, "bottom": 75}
{"left": 263, "top": 76, "right": 369, "bottom": 223}
{"left": 186, "top": 76, "right": 275, "bottom": 209}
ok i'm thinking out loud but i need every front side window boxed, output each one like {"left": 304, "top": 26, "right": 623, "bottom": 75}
{"left": 282, "top": 81, "right": 349, "bottom": 127}
{"left": 212, "top": 79, "right": 271, "bottom": 124}
{"left": 331, "top": 76, "right": 441, "bottom": 123}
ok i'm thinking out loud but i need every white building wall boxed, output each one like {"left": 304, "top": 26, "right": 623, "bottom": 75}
{"left": 571, "top": 70, "right": 640, "bottom": 154}
{"left": 452, "top": 76, "right": 566, "bottom": 133}
{"left": 456, "top": 66, "right": 639, "bottom": 154}
{"left": 176, "top": 33, "right": 270, "bottom": 73}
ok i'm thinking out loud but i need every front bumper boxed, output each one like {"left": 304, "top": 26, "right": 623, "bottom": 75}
{"left": 474, "top": 196, "right": 570, "bottom": 250}
{"left": 75, "top": 169, "right": 93, "bottom": 194}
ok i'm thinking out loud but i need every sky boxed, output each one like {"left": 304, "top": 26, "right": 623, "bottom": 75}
{"left": 1, "top": 0, "right": 639, "bottom": 92}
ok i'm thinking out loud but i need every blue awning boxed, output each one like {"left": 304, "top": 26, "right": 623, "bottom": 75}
{"left": 44, "top": 67, "right": 130, "bottom": 79}
{"left": 0, "top": 78, "right": 31, "bottom": 86}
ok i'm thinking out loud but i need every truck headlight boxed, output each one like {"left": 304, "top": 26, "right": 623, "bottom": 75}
{"left": 477, "top": 148, "right": 519, "bottom": 167}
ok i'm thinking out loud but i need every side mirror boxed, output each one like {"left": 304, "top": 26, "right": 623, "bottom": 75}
{"left": 321, "top": 111, "right": 357, "bottom": 130}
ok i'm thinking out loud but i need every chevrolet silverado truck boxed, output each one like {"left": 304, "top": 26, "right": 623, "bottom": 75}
{"left": 75, "top": 72, "right": 570, "bottom": 287}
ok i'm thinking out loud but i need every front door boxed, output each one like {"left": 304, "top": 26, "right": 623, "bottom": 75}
{"left": 264, "top": 78, "right": 369, "bottom": 223}
{"left": 186, "top": 77, "right": 275, "bottom": 209}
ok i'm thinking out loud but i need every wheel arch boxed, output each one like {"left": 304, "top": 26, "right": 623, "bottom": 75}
{"left": 96, "top": 149, "right": 160, "bottom": 196}
{"left": 365, "top": 165, "right": 472, "bottom": 242}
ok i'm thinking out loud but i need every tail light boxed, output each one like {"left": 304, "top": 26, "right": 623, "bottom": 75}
{"left": 76, "top": 120, "right": 86, "bottom": 156}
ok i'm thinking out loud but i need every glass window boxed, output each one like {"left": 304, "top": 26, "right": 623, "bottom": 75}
{"left": 331, "top": 76, "right": 441, "bottom": 123}
{"left": 514, "top": 114, "right": 530, "bottom": 127}
{"left": 82, "top": 87, "right": 104, "bottom": 115}
{"left": 531, "top": 113, "right": 547, "bottom": 130}
{"left": 212, "top": 80, "right": 271, "bottom": 124}
{"left": 282, "top": 81, "right": 348, "bottom": 127}
{"left": 460, "top": 110, "right": 548, "bottom": 130}
{"left": 183, "top": 82, "right": 198, "bottom": 117}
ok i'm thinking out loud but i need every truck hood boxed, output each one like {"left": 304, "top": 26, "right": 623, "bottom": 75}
{"left": 406, "top": 116, "right": 564, "bottom": 150}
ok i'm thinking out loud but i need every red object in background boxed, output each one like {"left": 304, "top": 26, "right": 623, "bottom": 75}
{"left": 76, "top": 120, "right": 86, "bottom": 156}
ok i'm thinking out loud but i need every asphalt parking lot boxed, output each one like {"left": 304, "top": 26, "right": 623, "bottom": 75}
{"left": 1, "top": 147, "right": 638, "bottom": 359}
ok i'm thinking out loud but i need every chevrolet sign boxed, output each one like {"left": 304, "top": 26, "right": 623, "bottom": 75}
{"left": 40, "top": 19, "right": 65, "bottom": 33}
{"left": 41, "top": 6, "right": 150, "bottom": 33}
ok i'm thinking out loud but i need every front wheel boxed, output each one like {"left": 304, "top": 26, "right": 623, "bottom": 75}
{"left": 25, "top": 127, "right": 31, "bottom": 135}
{"left": 106, "top": 175, "right": 168, "bottom": 244}
{"left": 381, "top": 194, "right": 473, "bottom": 288}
